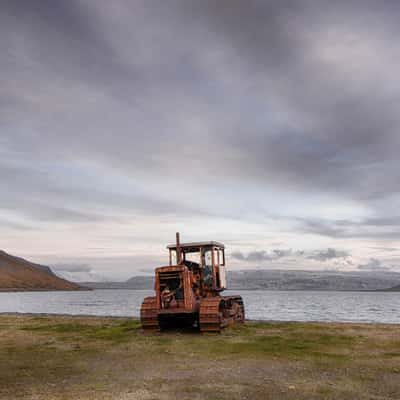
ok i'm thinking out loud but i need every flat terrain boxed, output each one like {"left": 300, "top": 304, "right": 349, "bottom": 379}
{"left": 0, "top": 315, "right": 399, "bottom": 400}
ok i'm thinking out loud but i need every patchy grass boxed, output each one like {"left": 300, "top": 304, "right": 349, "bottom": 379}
{"left": 187, "top": 330, "right": 357, "bottom": 360}
{"left": 21, "top": 319, "right": 141, "bottom": 342}
{"left": 0, "top": 315, "right": 399, "bottom": 399}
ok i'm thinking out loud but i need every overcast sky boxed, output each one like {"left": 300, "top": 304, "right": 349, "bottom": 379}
{"left": 1, "top": 0, "right": 400, "bottom": 281}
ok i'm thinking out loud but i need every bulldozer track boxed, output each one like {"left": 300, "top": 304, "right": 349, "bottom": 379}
{"left": 140, "top": 296, "right": 159, "bottom": 332}
{"left": 199, "top": 295, "right": 245, "bottom": 332}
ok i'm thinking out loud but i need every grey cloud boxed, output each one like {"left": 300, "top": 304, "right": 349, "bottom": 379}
{"left": 2, "top": 1, "right": 399, "bottom": 198}
{"left": 272, "top": 249, "right": 294, "bottom": 258}
{"left": 0, "top": 0, "right": 130, "bottom": 92}
{"left": 368, "top": 247, "right": 399, "bottom": 252}
{"left": 3, "top": 0, "right": 400, "bottom": 201}
{"left": 52, "top": 263, "right": 92, "bottom": 273}
{"left": 0, "top": 154, "right": 214, "bottom": 223}
{"left": 307, "top": 248, "right": 350, "bottom": 262}
{"left": 298, "top": 219, "right": 348, "bottom": 238}
{"left": 137, "top": 268, "right": 154, "bottom": 274}
{"left": 230, "top": 252, "right": 245, "bottom": 261}
{"left": 363, "top": 217, "right": 400, "bottom": 227}
{"left": 170, "top": 1, "right": 400, "bottom": 203}
{"left": 43, "top": 254, "right": 164, "bottom": 281}
{"left": 0, "top": 194, "right": 116, "bottom": 223}
{"left": 23, "top": 205, "right": 113, "bottom": 223}
{"left": 358, "top": 258, "right": 390, "bottom": 271}
{"left": 0, "top": 218, "right": 35, "bottom": 231}
{"left": 232, "top": 251, "right": 271, "bottom": 262}
{"left": 50, "top": 262, "right": 107, "bottom": 282}
{"left": 1, "top": 1, "right": 400, "bottom": 267}
{"left": 232, "top": 247, "right": 349, "bottom": 263}
{"left": 232, "top": 249, "right": 293, "bottom": 262}
{"left": 297, "top": 217, "right": 400, "bottom": 240}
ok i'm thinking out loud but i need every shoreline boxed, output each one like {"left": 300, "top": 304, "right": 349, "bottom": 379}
{"left": 1, "top": 312, "right": 399, "bottom": 326}
{"left": 0, "top": 288, "right": 92, "bottom": 292}
{"left": 1, "top": 287, "right": 399, "bottom": 292}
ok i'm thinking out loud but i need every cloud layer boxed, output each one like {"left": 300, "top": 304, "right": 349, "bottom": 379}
{"left": 1, "top": 1, "right": 400, "bottom": 278}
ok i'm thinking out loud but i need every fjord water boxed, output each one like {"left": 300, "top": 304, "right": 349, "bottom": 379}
{"left": 0, "top": 289, "right": 399, "bottom": 323}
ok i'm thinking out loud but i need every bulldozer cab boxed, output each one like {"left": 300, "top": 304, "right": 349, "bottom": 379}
{"left": 167, "top": 240, "right": 227, "bottom": 291}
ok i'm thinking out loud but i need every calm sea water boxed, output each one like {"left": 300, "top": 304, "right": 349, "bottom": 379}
{"left": 0, "top": 289, "right": 399, "bottom": 324}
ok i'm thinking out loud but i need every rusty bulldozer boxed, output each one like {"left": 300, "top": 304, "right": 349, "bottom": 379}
{"left": 140, "top": 233, "right": 245, "bottom": 332}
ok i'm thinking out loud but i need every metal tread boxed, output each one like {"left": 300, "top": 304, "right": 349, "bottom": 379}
{"left": 140, "top": 296, "right": 159, "bottom": 332}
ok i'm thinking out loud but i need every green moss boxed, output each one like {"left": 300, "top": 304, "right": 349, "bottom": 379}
{"left": 0, "top": 344, "right": 87, "bottom": 389}
{"left": 21, "top": 319, "right": 141, "bottom": 342}
{"left": 383, "top": 352, "right": 400, "bottom": 358}
{"left": 181, "top": 322, "right": 358, "bottom": 361}
{"left": 199, "top": 335, "right": 340, "bottom": 358}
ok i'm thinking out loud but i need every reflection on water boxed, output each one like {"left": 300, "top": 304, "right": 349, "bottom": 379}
{"left": 0, "top": 289, "right": 399, "bottom": 323}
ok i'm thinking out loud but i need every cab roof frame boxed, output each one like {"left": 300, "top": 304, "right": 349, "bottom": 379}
{"left": 167, "top": 241, "right": 225, "bottom": 252}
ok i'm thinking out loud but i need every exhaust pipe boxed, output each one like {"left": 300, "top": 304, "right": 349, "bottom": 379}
{"left": 176, "top": 232, "right": 182, "bottom": 265}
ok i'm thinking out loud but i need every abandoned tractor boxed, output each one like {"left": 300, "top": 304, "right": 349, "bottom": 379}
{"left": 140, "top": 233, "right": 245, "bottom": 332}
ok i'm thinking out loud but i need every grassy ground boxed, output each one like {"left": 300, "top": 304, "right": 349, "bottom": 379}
{"left": 0, "top": 315, "right": 399, "bottom": 399}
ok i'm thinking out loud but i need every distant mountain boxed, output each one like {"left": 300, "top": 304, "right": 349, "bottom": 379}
{"left": 125, "top": 275, "right": 155, "bottom": 289}
{"left": 0, "top": 250, "right": 86, "bottom": 291}
{"left": 382, "top": 284, "right": 400, "bottom": 292}
{"left": 227, "top": 270, "right": 400, "bottom": 291}
{"left": 83, "top": 276, "right": 154, "bottom": 290}
{"left": 83, "top": 269, "right": 400, "bottom": 291}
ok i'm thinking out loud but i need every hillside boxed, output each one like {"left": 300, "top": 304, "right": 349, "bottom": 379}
{"left": 0, "top": 250, "right": 84, "bottom": 291}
